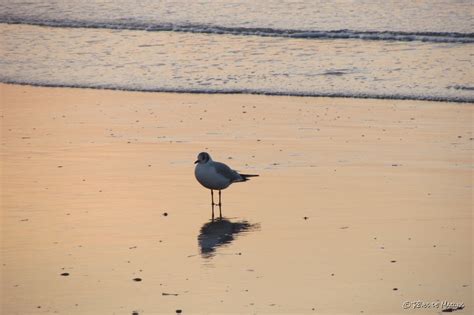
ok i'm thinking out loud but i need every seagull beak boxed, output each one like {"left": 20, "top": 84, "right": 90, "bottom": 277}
{"left": 194, "top": 160, "right": 199, "bottom": 164}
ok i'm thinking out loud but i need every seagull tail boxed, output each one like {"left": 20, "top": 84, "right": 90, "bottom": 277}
{"left": 239, "top": 174, "right": 259, "bottom": 182}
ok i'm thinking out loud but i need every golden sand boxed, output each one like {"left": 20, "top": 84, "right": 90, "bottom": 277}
{"left": 1, "top": 84, "right": 472, "bottom": 314}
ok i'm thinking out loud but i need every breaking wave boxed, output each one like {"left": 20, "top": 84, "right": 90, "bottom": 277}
{"left": 1, "top": 17, "right": 473, "bottom": 44}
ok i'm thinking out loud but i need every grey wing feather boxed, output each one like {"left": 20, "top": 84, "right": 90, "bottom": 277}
{"left": 214, "top": 162, "right": 243, "bottom": 182}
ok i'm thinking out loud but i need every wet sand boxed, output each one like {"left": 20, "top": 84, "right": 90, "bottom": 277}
{"left": 1, "top": 83, "right": 472, "bottom": 314}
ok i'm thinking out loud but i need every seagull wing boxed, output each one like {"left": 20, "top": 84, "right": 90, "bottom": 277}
{"left": 213, "top": 161, "right": 243, "bottom": 183}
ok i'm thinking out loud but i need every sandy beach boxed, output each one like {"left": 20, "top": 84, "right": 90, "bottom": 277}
{"left": 1, "top": 83, "right": 472, "bottom": 314}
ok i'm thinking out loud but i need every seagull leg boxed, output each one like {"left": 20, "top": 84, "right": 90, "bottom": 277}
{"left": 218, "top": 190, "right": 222, "bottom": 219}
{"left": 211, "top": 189, "right": 215, "bottom": 221}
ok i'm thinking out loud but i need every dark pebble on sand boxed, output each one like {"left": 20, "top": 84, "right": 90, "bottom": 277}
{"left": 162, "top": 292, "right": 179, "bottom": 296}
{"left": 390, "top": 260, "right": 397, "bottom": 263}
{"left": 392, "top": 288, "right": 398, "bottom": 291}
{"left": 163, "top": 212, "right": 168, "bottom": 216}
{"left": 176, "top": 310, "right": 182, "bottom": 314}
{"left": 60, "top": 272, "right": 69, "bottom": 276}
{"left": 133, "top": 278, "right": 142, "bottom": 282}
{"left": 132, "top": 312, "right": 139, "bottom": 315}
{"left": 303, "top": 216, "right": 308, "bottom": 220}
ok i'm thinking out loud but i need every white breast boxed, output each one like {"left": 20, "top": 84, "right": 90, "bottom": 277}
{"left": 195, "top": 163, "right": 231, "bottom": 190}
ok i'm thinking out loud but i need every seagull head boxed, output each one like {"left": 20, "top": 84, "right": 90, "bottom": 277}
{"left": 195, "top": 152, "right": 212, "bottom": 164}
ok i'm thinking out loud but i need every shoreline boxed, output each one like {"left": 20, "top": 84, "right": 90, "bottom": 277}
{"left": 1, "top": 81, "right": 473, "bottom": 104}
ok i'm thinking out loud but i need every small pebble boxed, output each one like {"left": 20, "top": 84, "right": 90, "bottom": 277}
{"left": 176, "top": 310, "right": 182, "bottom": 314}
{"left": 133, "top": 278, "right": 142, "bottom": 282}
{"left": 163, "top": 212, "right": 168, "bottom": 216}
{"left": 60, "top": 272, "right": 69, "bottom": 276}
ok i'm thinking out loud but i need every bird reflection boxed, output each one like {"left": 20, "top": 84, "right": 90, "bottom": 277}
{"left": 198, "top": 218, "right": 259, "bottom": 258}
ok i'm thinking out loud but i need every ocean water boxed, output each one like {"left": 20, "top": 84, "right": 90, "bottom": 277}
{"left": 0, "top": 0, "right": 473, "bottom": 102}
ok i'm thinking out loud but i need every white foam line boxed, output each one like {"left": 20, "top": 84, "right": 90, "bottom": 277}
{"left": 2, "top": 80, "right": 473, "bottom": 104}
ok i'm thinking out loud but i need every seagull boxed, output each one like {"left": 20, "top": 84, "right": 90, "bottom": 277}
{"left": 194, "top": 152, "right": 258, "bottom": 220}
